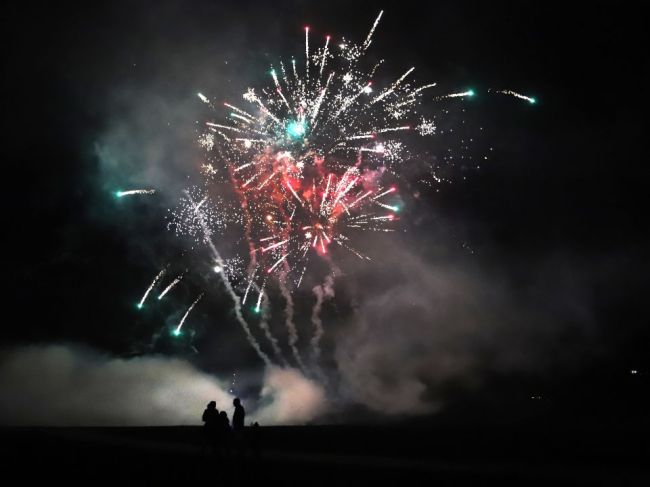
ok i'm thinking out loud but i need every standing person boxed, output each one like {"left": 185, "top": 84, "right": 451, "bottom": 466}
{"left": 219, "top": 410, "right": 231, "bottom": 432}
{"left": 201, "top": 401, "right": 219, "bottom": 453}
{"left": 219, "top": 410, "right": 232, "bottom": 454}
{"left": 232, "top": 398, "right": 246, "bottom": 461}
{"left": 232, "top": 398, "right": 245, "bottom": 431}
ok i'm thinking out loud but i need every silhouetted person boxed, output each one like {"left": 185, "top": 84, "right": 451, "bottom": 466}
{"left": 202, "top": 401, "right": 219, "bottom": 452}
{"left": 219, "top": 410, "right": 232, "bottom": 452}
{"left": 232, "top": 398, "right": 245, "bottom": 431}
{"left": 231, "top": 398, "right": 246, "bottom": 460}
{"left": 219, "top": 410, "right": 231, "bottom": 432}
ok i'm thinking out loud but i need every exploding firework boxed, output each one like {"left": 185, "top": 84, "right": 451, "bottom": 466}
{"left": 121, "top": 11, "right": 534, "bottom": 366}
{"left": 193, "top": 11, "right": 460, "bottom": 292}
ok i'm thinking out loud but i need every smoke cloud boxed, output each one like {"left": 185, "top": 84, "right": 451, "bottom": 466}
{"left": 0, "top": 345, "right": 324, "bottom": 426}
{"left": 334, "top": 240, "right": 595, "bottom": 415}
{"left": 252, "top": 366, "right": 327, "bottom": 425}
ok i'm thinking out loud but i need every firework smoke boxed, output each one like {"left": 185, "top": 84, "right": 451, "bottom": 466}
{"left": 186, "top": 191, "right": 272, "bottom": 366}
{"left": 279, "top": 278, "right": 308, "bottom": 372}
{"left": 310, "top": 273, "right": 335, "bottom": 360}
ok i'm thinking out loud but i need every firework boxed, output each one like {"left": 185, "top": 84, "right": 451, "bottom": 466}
{"left": 173, "top": 292, "right": 204, "bottom": 336}
{"left": 493, "top": 89, "right": 536, "bottom": 104}
{"left": 116, "top": 189, "right": 156, "bottom": 197}
{"left": 137, "top": 269, "right": 166, "bottom": 309}
{"left": 120, "top": 11, "right": 531, "bottom": 366}
{"left": 158, "top": 273, "right": 184, "bottom": 300}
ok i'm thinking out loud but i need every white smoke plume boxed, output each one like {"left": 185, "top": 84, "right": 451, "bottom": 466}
{"left": 251, "top": 366, "right": 326, "bottom": 425}
{"left": 0, "top": 345, "right": 325, "bottom": 426}
{"left": 310, "top": 274, "right": 336, "bottom": 360}
{"left": 334, "top": 241, "right": 595, "bottom": 415}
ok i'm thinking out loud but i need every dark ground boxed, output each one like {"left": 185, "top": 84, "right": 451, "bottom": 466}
{"left": 3, "top": 419, "right": 648, "bottom": 486}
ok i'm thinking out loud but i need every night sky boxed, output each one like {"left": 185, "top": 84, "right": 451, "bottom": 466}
{"left": 2, "top": 1, "right": 648, "bottom": 425}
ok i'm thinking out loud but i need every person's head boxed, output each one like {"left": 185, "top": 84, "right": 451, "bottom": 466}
{"left": 219, "top": 411, "right": 227, "bottom": 418}
{"left": 233, "top": 398, "right": 241, "bottom": 407}
{"left": 207, "top": 401, "right": 216, "bottom": 410}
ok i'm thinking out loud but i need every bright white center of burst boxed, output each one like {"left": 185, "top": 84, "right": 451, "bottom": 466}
{"left": 339, "top": 44, "right": 347, "bottom": 49}
{"left": 343, "top": 73, "right": 353, "bottom": 83}
{"left": 213, "top": 266, "right": 221, "bottom": 273}
{"left": 305, "top": 232, "right": 312, "bottom": 239}
{"left": 375, "top": 143, "right": 385, "bottom": 153}
{"left": 363, "top": 86, "right": 373, "bottom": 94}
{"left": 296, "top": 161, "right": 304, "bottom": 169}
{"left": 244, "top": 140, "right": 252, "bottom": 148}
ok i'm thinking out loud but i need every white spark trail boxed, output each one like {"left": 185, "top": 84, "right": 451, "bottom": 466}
{"left": 175, "top": 293, "right": 203, "bottom": 334}
{"left": 438, "top": 90, "right": 474, "bottom": 99}
{"left": 363, "top": 10, "right": 384, "bottom": 50}
{"left": 194, "top": 197, "right": 207, "bottom": 213}
{"left": 230, "top": 113, "right": 252, "bottom": 124}
{"left": 375, "top": 201, "right": 398, "bottom": 211}
{"left": 243, "top": 89, "right": 281, "bottom": 124}
{"left": 371, "top": 67, "right": 414, "bottom": 104}
{"left": 320, "top": 173, "right": 332, "bottom": 213}
{"left": 258, "top": 170, "right": 279, "bottom": 190}
{"left": 376, "top": 125, "right": 411, "bottom": 133}
{"left": 234, "top": 162, "right": 254, "bottom": 172}
{"left": 138, "top": 269, "right": 166, "bottom": 308}
{"left": 305, "top": 27, "right": 310, "bottom": 82}
{"left": 371, "top": 187, "right": 396, "bottom": 200}
{"left": 329, "top": 176, "right": 358, "bottom": 210}
{"left": 414, "top": 82, "right": 438, "bottom": 94}
{"left": 333, "top": 83, "right": 372, "bottom": 119}
{"left": 495, "top": 89, "right": 536, "bottom": 103}
{"left": 242, "top": 267, "right": 257, "bottom": 304}
{"left": 262, "top": 239, "right": 289, "bottom": 253}
{"left": 319, "top": 36, "right": 330, "bottom": 77}
{"left": 311, "top": 72, "right": 334, "bottom": 123}
{"left": 291, "top": 58, "right": 298, "bottom": 81}
{"left": 158, "top": 274, "right": 183, "bottom": 300}
{"left": 118, "top": 189, "right": 155, "bottom": 197}
{"left": 267, "top": 253, "right": 290, "bottom": 274}
{"left": 349, "top": 190, "right": 373, "bottom": 209}
{"left": 276, "top": 88, "right": 292, "bottom": 111}
{"left": 284, "top": 178, "right": 303, "bottom": 204}
{"left": 242, "top": 172, "right": 260, "bottom": 187}
{"left": 224, "top": 103, "right": 256, "bottom": 121}
{"left": 255, "top": 281, "right": 265, "bottom": 311}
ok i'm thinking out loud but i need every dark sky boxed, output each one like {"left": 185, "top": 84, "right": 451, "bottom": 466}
{"left": 3, "top": 1, "right": 649, "bottom": 423}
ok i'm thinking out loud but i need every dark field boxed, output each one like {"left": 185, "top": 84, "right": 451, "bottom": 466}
{"left": 3, "top": 420, "right": 648, "bottom": 486}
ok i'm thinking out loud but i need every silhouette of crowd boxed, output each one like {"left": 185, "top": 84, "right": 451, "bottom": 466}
{"left": 202, "top": 398, "right": 259, "bottom": 458}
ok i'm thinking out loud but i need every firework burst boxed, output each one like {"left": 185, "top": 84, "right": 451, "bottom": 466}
{"left": 121, "top": 11, "right": 534, "bottom": 367}
{"left": 194, "top": 11, "right": 466, "bottom": 292}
